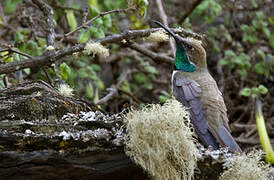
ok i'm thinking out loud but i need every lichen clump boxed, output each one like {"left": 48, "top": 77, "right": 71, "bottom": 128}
{"left": 83, "top": 42, "right": 109, "bottom": 57}
{"left": 146, "top": 30, "right": 169, "bottom": 43}
{"left": 57, "top": 84, "right": 73, "bottom": 97}
{"left": 219, "top": 150, "right": 274, "bottom": 180}
{"left": 124, "top": 99, "right": 198, "bottom": 180}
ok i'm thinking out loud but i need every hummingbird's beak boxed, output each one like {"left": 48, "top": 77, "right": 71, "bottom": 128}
{"left": 152, "top": 20, "right": 181, "bottom": 44}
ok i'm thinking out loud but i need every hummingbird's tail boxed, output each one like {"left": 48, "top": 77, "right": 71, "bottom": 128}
{"left": 194, "top": 127, "right": 219, "bottom": 150}
{"left": 215, "top": 126, "right": 242, "bottom": 153}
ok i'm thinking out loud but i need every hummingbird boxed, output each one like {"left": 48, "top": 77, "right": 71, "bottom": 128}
{"left": 154, "top": 21, "right": 242, "bottom": 152}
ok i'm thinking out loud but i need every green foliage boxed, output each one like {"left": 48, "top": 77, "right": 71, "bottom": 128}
{"left": 192, "top": 0, "right": 222, "bottom": 23}
{"left": 241, "top": 24, "right": 258, "bottom": 44}
{"left": 77, "top": 10, "right": 112, "bottom": 42}
{"left": 129, "top": 0, "right": 148, "bottom": 17}
{"left": 60, "top": 62, "right": 71, "bottom": 81}
{"left": 220, "top": 50, "right": 251, "bottom": 79}
{"left": 240, "top": 85, "right": 268, "bottom": 98}
{"left": 241, "top": 11, "right": 271, "bottom": 44}
{"left": 254, "top": 53, "right": 274, "bottom": 78}
{"left": 66, "top": 10, "right": 77, "bottom": 31}
{"left": 5, "top": 0, "right": 21, "bottom": 14}
{"left": 0, "top": 75, "right": 4, "bottom": 89}
{"left": 269, "top": 34, "right": 274, "bottom": 49}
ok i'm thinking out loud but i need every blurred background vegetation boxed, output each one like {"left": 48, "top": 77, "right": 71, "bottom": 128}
{"left": 0, "top": 0, "right": 273, "bottom": 150}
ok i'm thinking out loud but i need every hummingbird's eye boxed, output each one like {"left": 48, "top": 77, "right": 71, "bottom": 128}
{"left": 185, "top": 44, "right": 193, "bottom": 51}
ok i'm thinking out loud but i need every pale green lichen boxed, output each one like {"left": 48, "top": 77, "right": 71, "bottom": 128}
{"left": 219, "top": 150, "right": 274, "bottom": 180}
{"left": 83, "top": 42, "right": 109, "bottom": 57}
{"left": 57, "top": 84, "right": 73, "bottom": 97}
{"left": 146, "top": 30, "right": 169, "bottom": 43}
{"left": 46, "top": 45, "right": 55, "bottom": 51}
{"left": 124, "top": 99, "right": 198, "bottom": 180}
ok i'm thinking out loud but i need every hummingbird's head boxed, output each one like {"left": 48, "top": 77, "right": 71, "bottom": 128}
{"left": 153, "top": 20, "right": 207, "bottom": 71}
{"left": 180, "top": 37, "right": 207, "bottom": 69}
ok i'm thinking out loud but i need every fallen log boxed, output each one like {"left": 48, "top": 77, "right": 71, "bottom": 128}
{"left": 0, "top": 81, "right": 228, "bottom": 180}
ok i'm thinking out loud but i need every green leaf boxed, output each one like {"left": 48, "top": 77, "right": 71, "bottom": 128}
{"left": 5, "top": 0, "right": 21, "bottom": 14}
{"left": 269, "top": 17, "right": 274, "bottom": 25}
{"left": 60, "top": 62, "right": 71, "bottom": 81}
{"left": 119, "top": 79, "right": 131, "bottom": 93}
{"left": 13, "top": 53, "right": 20, "bottom": 61}
{"left": 78, "top": 29, "right": 90, "bottom": 43}
{"left": 94, "top": 18, "right": 103, "bottom": 26}
{"left": 262, "top": 27, "right": 270, "bottom": 38}
{"left": 240, "top": 88, "right": 251, "bottom": 97}
{"left": 25, "top": 40, "right": 40, "bottom": 56}
{"left": 159, "top": 95, "right": 168, "bottom": 103}
{"left": 258, "top": 85, "right": 268, "bottom": 95}
{"left": 78, "top": 69, "right": 88, "bottom": 78}
{"left": 134, "top": 73, "right": 146, "bottom": 83}
{"left": 249, "top": 0, "right": 258, "bottom": 8}
{"left": 225, "top": 50, "right": 235, "bottom": 57}
{"left": 144, "top": 66, "right": 157, "bottom": 74}
{"left": 89, "top": 5, "right": 100, "bottom": 17}
{"left": 136, "top": 0, "right": 148, "bottom": 17}
{"left": 251, "top": 87, "right": 259, "bottom": 98}
{"left": 219, "top": 59, "right": 228, "bottom": 66}
{"left": 89, "top": 26, "right": 105, "bottom": 38}
{"left": 95, "top": 79, "right": 104, "bottom": 90}
{"left": 102, "top": 14, "right": 112, "bottom": 28}
{"left": 91, "top": 64, "right": 101, "bottom": 71}
{"left": 269, "top": 34, "right": 274, "bottom": 49}
{"left": 256, "top": 49, "right": 265, "bottom": 60}
{"left": 254, "top": 62, "right": 265, "bottom": 75}
{"left": 14, "top": 31, "right": 24, "bottom": 43}
{"left": 66, "top": 10, "right": 77, "bottom": 31}
{"left": 144, "top": 82, "right": 153, "bottom": 90}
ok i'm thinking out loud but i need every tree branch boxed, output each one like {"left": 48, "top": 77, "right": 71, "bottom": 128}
{"left": 96, "top": 85, "right": 118, "bottom": 105}
{"left": 127, "top": 43, "right": 173, "bottom": 64}
{"left": 32, "top": 0, "right": 55, "bottom": 46}
{"left": 0, "top": 28, "right": 199, "bottom": 75}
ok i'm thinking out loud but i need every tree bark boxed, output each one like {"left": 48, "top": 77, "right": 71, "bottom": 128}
{"left": 0, "top": 81, "right": 225, "bottom": 180}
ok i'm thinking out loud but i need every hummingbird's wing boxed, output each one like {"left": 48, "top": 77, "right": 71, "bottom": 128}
{"left": 201, "top": 74, "right": 242, "bottom": 152}
{"left": 172, "top": 72, "right": 219, "bottom": 150}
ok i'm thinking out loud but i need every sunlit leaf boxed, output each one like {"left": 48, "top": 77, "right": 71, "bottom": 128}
{"left": 66, "top": 10, "right": 77, "bottom": 31}
{"left": 134, "top": 73, "right": 146, "bottom": 83}
{"left": 60, "top": 62, "right": 71, "bottom": 81}
{"left": 258, "top": 85, "right": 268, "bottom": 95}
{"left": 256, "top": 49, "right": 265, "bottom": 60}
{"left": 5, "top": 0, "right": 21, "bottom": 14}
{"left": 144, "top": 66, "right": 157, "bottom": 74}
{"left": 78, "top": 29, "right": 90, "bottom": 43}
{"left": 240, "top": 88, "right": 251, "bottom": 97}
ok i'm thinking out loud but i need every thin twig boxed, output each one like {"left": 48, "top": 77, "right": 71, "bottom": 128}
{"left": 0, "top": 48, "right": 32, "bottom": 58}
{"left": 32, "top": 0, "right": 55, "bottom": 46}
{"left": 155, "top": 0, "right": 176, "bottom": 56}
{"left": 96, "top": 85, "right": 118, "bottom": 105}
{"left": 127, "top": 43, "right": 173, "bottom": 64}
{"left": 63, "top": 7, "right": 135, "bottom": 39}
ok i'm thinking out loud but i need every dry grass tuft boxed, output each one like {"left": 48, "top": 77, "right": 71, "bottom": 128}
{"left": 219, "top": 150, "right": 274, "bottom": 180}
{"left": 83, "top": 42, "right": 109, "bottom": 57}
{"left": 146, "top": 30, "right": 169, "bottom": 43}
{"left": 124, "top": 99, "right": 198, "bottom": 180}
